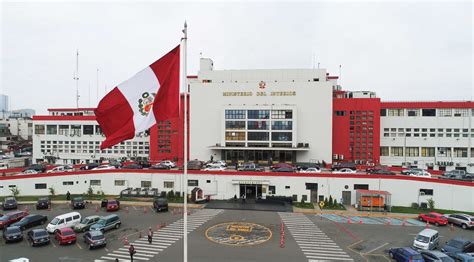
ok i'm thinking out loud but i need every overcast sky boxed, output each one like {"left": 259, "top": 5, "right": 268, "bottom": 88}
{"left": 1, "top": 1, "right": 472, "bottom": 114}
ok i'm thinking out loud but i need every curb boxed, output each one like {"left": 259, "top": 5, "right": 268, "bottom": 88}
{"left": 17, "top": 200, "right": 204, "bottom": 209}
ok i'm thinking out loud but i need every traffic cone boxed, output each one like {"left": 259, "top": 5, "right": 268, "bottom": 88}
{"left": 402, "top": 219, "right": 406, "bottom": 226}
{"left": 359, "top": 218, "right": 363, "bottom": 224}
{"left": 143, "top": 207, "right": 147, "bottom": 214}
{"left": 95, "top": 206, "right": 99, "bottom": 212}
{"left": 387, "top": 217, "right": 391, "bottom": 225}
{"left": 347, "top": 217, "right": 351, "bottom": 224}
{"left": 123, "top": 236, "right": 129, "bottom": 245}
{"left": 125, "top": 206, "right": 129, "bottom": 213}
{"left": 48, "top": 205, "right": 51, "bottom": 211}
{"left": 425, "top": 221, "right": 429, "bottom": 228}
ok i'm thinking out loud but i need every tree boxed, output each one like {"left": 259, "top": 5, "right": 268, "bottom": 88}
{"left": 167, "top": 190, "right": 175, "bottom": 198}
{"left": 333, "top": 199, "right": 338, "bottom": 207}
{"left": 87, "top": 187, "right": 94, "bottom": 197}
{"left": 427, "top": 198, "right": 435, "bottom": 210}
{"left": 328, "top": 195, "right": 334, "bottom": 207}
{"left": 10, "top": 187, "right": 20, "bottom": 198}
{"left": 324, "top": 197, "right": 329, "bottom": 207}
{"left": 48, "top": 186, "right": 56, "bottom": 196}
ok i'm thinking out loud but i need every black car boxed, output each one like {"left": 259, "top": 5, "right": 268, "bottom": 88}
{"left": 153, "top": 198, "right": 169, "bottom": 212}
{"left": 23, "top": 164, "right": 47, "bottom": 173}
{"left": 369, "top": 169, "right": 396, "bottom": 175}
{"left": 36, "top": 198, "right": 50, "bottom": 210}
{"left": 3, "top": 225, "right": 23, "bottom": 243}
{"left": 123, "top": 164, "right": 143, "bottom": 169}
{"left": 137, "top": 161, "right": 151, "bottom": 168}
{"left": 71, "top": 197, "right": 85, "bottom": 209}
{"left": 331, "top": 162, "right": 357, "bottom": 171}
{"left": 27, "top": 229, "right": 50, "bottom": 246}
{"left": 11, "top": 214, "right": 48, "bottom": 230}
{"left": 83, "top": 230, "right": 106, "bottom": 249}
{"left": 273, "top": 167, "right": 294, "bottom": 172}
{"left": 150, "top": 163, "right": 170, "bottom": 170}
{"left": 2, "top": 197, "right": 18, "bottom": 210}
{"left": 79, "top": 163, "right": 100, "bottom": 170}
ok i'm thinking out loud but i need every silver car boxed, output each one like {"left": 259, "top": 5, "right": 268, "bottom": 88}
{"left": 73, "top": 215, "right": 100, "bottom": 232}
{"left": 446, "top": 213, "right": 474, "bottom": 230}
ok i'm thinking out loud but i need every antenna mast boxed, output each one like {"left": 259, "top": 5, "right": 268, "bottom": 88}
{"left": 96, "top": 68, "right": 99, "bottom": 104}
{"left": 74, "top": 50, "right": 80, "bottom": 108}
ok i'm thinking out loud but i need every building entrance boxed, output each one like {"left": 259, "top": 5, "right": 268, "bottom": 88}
{"left": 239, "top": 184, "right": 262, "bottom": 199}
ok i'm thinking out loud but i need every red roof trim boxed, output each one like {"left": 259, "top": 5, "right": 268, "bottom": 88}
{"left": 47, "top": 108, "right": 96, "bottom": 112}
{"left": 187, "top": 75, "right": 198, "bottom": 79}
{"left": 1, "top": 170, "right": 472, "bottom": 187}
{"left": 327, "top": 76, "right": 339, "bottom": 80}
{"left": 33, "top": 116, "right": 97, "bottom": 121}
{"left": 381, "top": 101, "right": 474, "bottom": 109}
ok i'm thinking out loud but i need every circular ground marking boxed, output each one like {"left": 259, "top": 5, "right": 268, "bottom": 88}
{"left": 205, "top": 222, "right": 272, "bottom": 247}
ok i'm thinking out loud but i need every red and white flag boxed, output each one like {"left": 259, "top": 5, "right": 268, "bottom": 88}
{"left": 95, "top": 45, "right": 180, "bottom": 149}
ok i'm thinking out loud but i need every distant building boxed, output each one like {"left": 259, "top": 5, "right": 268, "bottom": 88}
{"left": 10, "top": 109, "right": 35, "bottom": 118}
{"left": 0, "top": 94, "right": 9, "bottom": 115}
{"left": 0, "top": 118, "right": 33, "bottom": 140}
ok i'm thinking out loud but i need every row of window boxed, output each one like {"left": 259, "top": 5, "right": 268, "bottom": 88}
{"left": 381, "top": 108, "right": 472, "bottom": 117}
{"left": 40, "top": 149, "right": 149, "bottom": 155}
{"left": 380, "top": 147, "right": 472, "bottom": 158}
{"left": 225, "top": 121, "right": 292, "bottom": 130}
{"left": 225, "top": 132, "right": 293, "bottom": 141}
{"left": 35, "top": 124, "right": 102, "bottom": 136}
{"left": 384, "top": 128, "right": 473, "bottom": 133}
{"left": 225, "top": 110, "right": 293, "bottom": 120}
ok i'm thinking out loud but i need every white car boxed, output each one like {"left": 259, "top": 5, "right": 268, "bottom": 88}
{"left": 333, "top": 168, "right": 356, "bottom": 174}
{"left": 409, "top": 170, "right": 432, "bottom": 178}
{"left": 19, "top": 169, "right": 38, "bottom": 175}
{"left": 211, "top": 160, "right": 227, "bottom": 167}
{"left": 301, "top": 167, "right": 321, "bottom": 173}
{"left": 160, "top": 160, "right": 176, "bottom": 168}
{"left": 47, "top": 165, "right": 74, "bottom": 173}
{"left": 92, "top": 165, "right": 116, "bottom": 170}
{"left": 204, "top": 166, "right": 226, "bottom": 171}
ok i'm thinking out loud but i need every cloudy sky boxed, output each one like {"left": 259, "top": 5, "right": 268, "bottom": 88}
{"left": 1, "top": 1, "right": 472, "bottom": 114}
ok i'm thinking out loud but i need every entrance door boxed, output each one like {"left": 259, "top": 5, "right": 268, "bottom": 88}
{"left": 342, "top": 191, "right": 351, "bottom": 206}
{"left": 310, "top": 190, "right": 318, "bottom": 203}
{"left": 239, "top": 184, "right": 261, "bottom": 199}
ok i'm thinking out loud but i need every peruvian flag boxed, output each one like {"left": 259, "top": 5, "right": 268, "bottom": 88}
{"left": 95, "top": 45, "right": 180, "bottom": 149}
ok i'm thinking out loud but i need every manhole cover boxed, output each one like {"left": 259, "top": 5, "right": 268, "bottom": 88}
{"left": 205, "top": 222, "right": 272, "bottom": 246}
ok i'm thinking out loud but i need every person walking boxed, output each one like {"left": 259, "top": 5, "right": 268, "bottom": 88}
{"left": 147, "top": 227, "right": 153, "bottom": 244}
{"left": 129, "top": 244, "right": 136, "bottom": 261}
{"left": 66, "top": 191, "right": 71, "bottom": 201}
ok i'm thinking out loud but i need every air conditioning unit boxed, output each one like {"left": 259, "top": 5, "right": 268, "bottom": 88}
{"left": 339, "top": 155, "right": 344, "bottom": 160}
{"left": 333, "top": 154, "right": 338, "bottom": 160}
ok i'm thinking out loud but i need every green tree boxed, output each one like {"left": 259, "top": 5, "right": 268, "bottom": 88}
{"left": 324, "top": 197, "right": 329, "bottom": 207}
{"left": 87, "top": 187, "right": 94, "bottom": 197}
{"left": 328, "top": 195, "right": 334, "bottom": 207}
{"left": 333, "top": 199, "right": 338, "bottom": 207}
{"left": 427, "top": 198, "right": 435, "bottom": 210}
{"left": 48, "top": 186, "right": 56, "bottom": 196}
{"left": 10, "top": 187, "right": 20, "bottom": 198}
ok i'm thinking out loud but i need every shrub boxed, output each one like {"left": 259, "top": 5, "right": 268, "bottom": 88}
{"left": 328, "top": 195, "right": 334, "bottom": 207}
{"left": 427, "top": 198, "right": 435, "bottom": 210}
{"left": 324, "top": 197, "right": 329, "bottom": 207}
{"left": 10, "top": 187, "right": 20, "bottom": 198}
{"left": 87, "top": 187, "right": 93, "bottom": 197}
{"left": 333, "top": 199, "right": 338, "bottom": 207}
{"left": 411, "top": 202, "right": 419, "bottom": 209}
{"left": 48, "top": 186, "right": 56, "bottom": 196}
{"left": 167, "top": 190, "right": 175, "bottom": 198}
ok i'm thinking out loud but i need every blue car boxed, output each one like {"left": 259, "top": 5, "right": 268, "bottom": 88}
{"left": 449, "top": 253, "right": 474, "bottom": 262}
{"left": 389, "top": 247, "right": 425, "bottom": 262}
{"left": 441, "top": 238, "right": 474, "bottom": 256}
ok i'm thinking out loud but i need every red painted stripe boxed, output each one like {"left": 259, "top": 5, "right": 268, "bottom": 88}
{"left": 47, "top": 108, "right": 96, "bottom": 112}
{"left": 1, "top": 170, "right": 472, "bottom": 187}
{"left": 32, "top": 116, "right": 96, "bottom": 121}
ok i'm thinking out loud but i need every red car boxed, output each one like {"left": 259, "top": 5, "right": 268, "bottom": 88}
{"left": 0, "top": 211, "right": 28, "bottom": 229}
{"left": 106, "top": 200, "right": 120, "bottom": 212}
{"left": 55, "top": 227, "right": 77, "bottom": 245}
{"left": 418, "top": 212, "right": 448, "bottom": 226}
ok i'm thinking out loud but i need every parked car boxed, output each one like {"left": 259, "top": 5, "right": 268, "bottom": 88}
{"left": 331, "top": 162, "right": 356, "bottom": 171}
{"left": 333, "top": 168, "right": 357, "bottom": 174}
{"left": 205, "top": 160, "right": 227, "bottom": 168}
{"left": 368, "top": 169, "right": 396, "bottom": 175}
{"left": 90, "top": 214, "right": 121, "bottom": 232}
{"left": 19, "top": 170, "right": 38, "bottom": 175}
{"left": 46, "top": 212, "right": 81, "bottom": 233}
{"left": 410, "top": 170, "right": 432, "bottom": 178}
{"left": 80, "top": 163, "right": 100, "bottom": 170}
{"left": 0, "top": 211, "right": 28, "bottom": 229}
{"left": 160, "top": 160, "right": 176, "bottom": 168}
{"left": 106, "top": 200, "right": 120, "bottom": 212}
{"left": 46, "top": 165, "right": 74, "bottom": 173}
{"left": 11, "top": 214, "right": 48, "bottom": 230}
{"left": 420, "top": 250, "right": 454, "bottom": 262}
{"left": 273, "top": 167, "right": 294, "bottom": 172}
{"left": 187, "top": 160, "right": 204, "bottom": 170}
{"left": 300, "top": 167, "right": 322, "bottom": 173}
{"left": 388, "top": 247, "right": 424, "bottom": 262}
{"left": 3, "top": 226, "right": 23, "bottom": 243}
{"left": 23, "top": 164, "right": 47, "bottom": 173}
{"left": 83, "top": 230, "right": 106, "bottom": 249}
{"left": 441, "top": 238, "right": 474, "bottom": 255}
{"left": 92, "top": 165, "right": 116, "bottom": 170}
{"left": 204, "top": 166, "right": 226, "bottom": 171}
{"left": 401, "top": 168, "right": 424, "bottom": 175}
{"left": 418, "top": 212, "right": 448, "bottom": 226}
{"left": 73, "top": 215, "right": 100, "bottom": 232}
{"left": 271, "top": 163, "right": 294, "bottom": 171}
{"left": 446, "top": 214, "right": 474, "bottom": 230}
{"left": 27, "top": 229, "right": 50, "bottom": 247}
{"left": 150, "top": 163, "right": 170, "bottom": 170}
{"left": 413, "top": 228, "right": 440, "bottom": 250}
{"left": 237, "top": 163, "right": 264, "bottom": 172}
{"left": 2, "top": 197, "right": 18, "bottom": 210}
{"left": 366, "top": 165, "right": 389, "bottom": 173}
{"left": 36, "top": 198, "right": 50, "bottom": 210}
{"left": 55, "top": 227, "right": 76, "bottom": 245}
{"left": 449, "top": 252, "right": 474, "bottom": 262}
{"left": 71, "top": 197, "right": 85, "bottom": 209}
{"left": 153, "top": 198, "right": 169, "bottom": 212}
{"left": 122, "top": 164, "right": 143, "bottom": 169}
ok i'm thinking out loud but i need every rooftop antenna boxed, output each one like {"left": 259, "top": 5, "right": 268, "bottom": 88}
{"left": 96, "top": 68, "right": 99, "bottom": 104}
{"left": 318, "top": 62, "right": 320, "bottom": 69}
{"left": 73, "top": 50, "right": 80, "bottom": 108}
{"left": 339, "top": 64, "right": 342, "bottom": 85}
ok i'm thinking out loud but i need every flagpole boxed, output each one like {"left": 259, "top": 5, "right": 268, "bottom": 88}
{"left": 182, "top": 21, "right": 188, "bottom": 262}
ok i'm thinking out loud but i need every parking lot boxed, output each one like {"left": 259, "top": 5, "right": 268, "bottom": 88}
{"left": 1, "top": 204, "right": 473, "bottom": 262}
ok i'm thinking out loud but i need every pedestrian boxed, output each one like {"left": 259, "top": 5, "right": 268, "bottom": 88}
{"left": 115, "top": 259, "right": 119, "bottom": 262}
{"left": 233, "top": 194, "right": 237, "bottom": 201}
{"left": 66, "top": 191, "right": 71, "bottom": 201}
{"left": 210, "top": 155, "right": 214, "bottom": 162}
{"left": 147, "top": 227, "right": 153, "bottom": 244}
{"left": 242, "top": 194, "right": 246, "bottom": 204}
{"left": 129, "top": 244, "right": 136, "bottom": 261}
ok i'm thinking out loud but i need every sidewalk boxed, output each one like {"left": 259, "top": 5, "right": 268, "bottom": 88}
{"left": 17, "top": 200, "right": 204, "bottom": 209}
{"left": 293, "top": 204, "right": 418, "bottom": 219}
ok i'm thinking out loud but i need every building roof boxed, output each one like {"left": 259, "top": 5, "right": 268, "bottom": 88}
{"left": 356, "top": 189, "right": 391, "bottom": 195}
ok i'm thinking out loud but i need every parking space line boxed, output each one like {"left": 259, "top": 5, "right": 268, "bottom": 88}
{"left": 363, "top": 242, "right": 389, "bottom": 255}
{"left": 118, "top": 247, "right": 159, "bottom": 254}
{"left": 76, "top": 242, "right": 82, "bottom": 249}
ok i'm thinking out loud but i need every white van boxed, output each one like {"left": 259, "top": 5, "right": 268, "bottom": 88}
{"left": 0, "top": 162, "right": 9, "bottom": 170}
{"left": 413, "top": 228, "right": 439, "bottom": 250}
{"left": 46, "top": 212, "right": 81, "bottom": 233}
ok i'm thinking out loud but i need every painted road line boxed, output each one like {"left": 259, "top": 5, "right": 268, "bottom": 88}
{"left": 118, "top": 247, "right": 159, "bottom": 254}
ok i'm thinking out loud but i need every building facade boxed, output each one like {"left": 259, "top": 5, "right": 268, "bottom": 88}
{"left": 32, "top": 108, "right": 150, "bottom": 164}
{"left": 0, "top": 117, "right": 33, "bottom": 140}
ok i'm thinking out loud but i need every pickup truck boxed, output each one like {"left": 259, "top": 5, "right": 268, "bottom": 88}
{"left": 439, "top": 170, "right": 474, "bottom": 182}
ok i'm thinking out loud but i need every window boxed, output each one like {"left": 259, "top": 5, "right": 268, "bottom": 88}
{"left": 95, "top": 125, "right": 103, "bottom": 135}
{"left": 335, "top": 111, "right": 346, "bottom": 116}
{"left": 380, "top": 109, "right": 387, "bottom": 116}
{"left": 248, "top": 132, "right": 269, "bottom": 141}
{"left": 453, "top": 109, "right": 469, "bottom": 117}
{"left": 354, "top": 184, "right": 369, "bottom": 190}
{"left": 63, "top": 181, "right": 74, "bottom": 186}
{"left": 285, "top": 186, "right": 290, "bottom": 189}
{"left": 380, "top": 147, "right": 389, "bottom": 156}
{"left": 141, "top": 181, "right": 151, "bottom": 188}
{"left": 453, "top": 148, "right": 467, "bottom": 158}
{"left": 268, "top": 186, "right": 276, "bottom": 194}
{"left": 406, "top": 147, "right": 419, "bottom": 157}
{"left": 438, "top": 109, "right": 452, "bottom": 117}
{"left": 188, "top": 180, "right": 198, "bottom": 187}
{"left": 225, "top": 132, "right": 245, "bottom": 141}
{"left": 206, "top": 180, "right": 211, "bottom": 183}
{"left": 272, "top": 110, "right": 293, "bottom": 119}
{"left": 83, "top": 125, "right": 94, "bottom": 135}
{"left": 164, "top": 181, "right": 174, "bottom": 188}
{"left": 34, "top": 125, "right": 45, "bottom": 134}
{"left": 35, "top": 183, "right": 47, "bottom": 189}
{"left": 419, "top": 189, "right": 433, "bottom": 196}
{"left": 58, "top": 125, "right": 69, "bottom": 135}
{"left": 71, "top": 125, "right": 81, "bottom": 136}
{"left": 437, "top": 147, "right": 451, "bottom": 157}
{"left": 114, "top": 180, "right": 125, "bottom": 186}
{"left": 407, "top": 109, "right": 419, "bottom": 116}
{"left": 391, "top": 147, "right": 404, "bottom": 156}
{"left": 271, "top": 132, "right": 292, "bottom": 141}
{"left": 272, "top": 121, "right": 292, "bottom": 130}
{"left": 422, "top": 109, "right": 436, "bottom": 117}
{"left": 421, "top": 147, "right": 435, "bottom": 157}
{"left": 225, "top": 121, "right": 245, "bottom": 129}
{"left": 247, "top": 121, "right": 268, "bottom": 130}
{"left": 90, "top": 180, "right": 101, "bottom": 186}
{"left": 248, "top": 110, "right": 270, "bottom": 119}
{"left": 388, "top": 109, "right": 404, "bottom": 116}
{"left": 225, "top": 110, "right": 246, "bottom": 119}
{"left": 73, "top": 215, "right": 80, "bottom": 220}
{"left": 66, "top": 217, "right": 72, "bottom": 222}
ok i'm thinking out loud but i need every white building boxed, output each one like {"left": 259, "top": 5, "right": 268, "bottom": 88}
{"left": 32, "top": 108, "right": 150, "bottom": 164}
{"left": 0, "top": 94, "right": 8, "bottom": 113}
{"left": 0, "top": 117, "right": 33, "bottom": 140}
{"left": 380, "top": 102, "right": 474, "bottom": 172}
{"left": 189, "top": 58, "right": 334, "bottom": 164}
